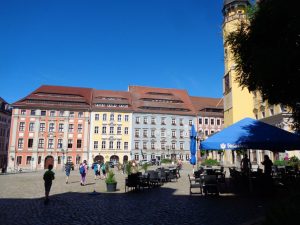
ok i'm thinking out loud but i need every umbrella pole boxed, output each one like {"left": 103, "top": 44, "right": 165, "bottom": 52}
{"left": 248, "top": 149, "right": 253, "bottom": 193}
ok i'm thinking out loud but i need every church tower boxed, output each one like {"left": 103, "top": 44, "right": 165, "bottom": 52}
{"left": 222, "top": 0, "right": 254, "bottom": 127}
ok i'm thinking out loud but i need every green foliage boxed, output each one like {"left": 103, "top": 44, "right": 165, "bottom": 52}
{"left": 226, "top": 0, "right": 300, "bottom": 130}
{"left": 201, "top": 159, "right": 220, "bottom": 166}
{"left": 105, "top": 170, "right": 116, "bottom": 184}
{"left": 288, "top": 156, "right": 300, "bottom": 168}
{"left": 141, "top": 163, "right": 149, "bottom": 172}
{"left": 125, "top": 162, "right": 132, "bottom": 175}
{"left": 161, "top": 159, "right": 172, "bottom": 164}
{"left": 273, "top": 160, "right": 287, "bottom": 166}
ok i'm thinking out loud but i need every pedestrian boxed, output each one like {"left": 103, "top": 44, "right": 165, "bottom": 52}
{"left": 261, "top": 155, "right": 273, "bottom": 177}
{"left": 79, "top": 161, "right": 87, "bottom": 186}
{"left": 240, "top": 154, "right": 251, "bottom": 176}
{"left": 101, "top": 162, "right": 106, "bottom": 179}
{"left": 92, "top": 162, "right": 99, "bottom": 180}
{"left": 65, "top": 163, "right": 71, "bottom": 184}
{"left": 43, "top": 164, "right": 55, "bottom": 204}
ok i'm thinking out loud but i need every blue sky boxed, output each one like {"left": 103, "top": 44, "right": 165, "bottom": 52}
{"left": 0, "top": 0, "right": 225, "bottom": 103}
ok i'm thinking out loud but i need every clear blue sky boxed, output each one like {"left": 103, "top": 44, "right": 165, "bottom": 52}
{"left": 0, "top": 0, "right": 225, "bottom": 103}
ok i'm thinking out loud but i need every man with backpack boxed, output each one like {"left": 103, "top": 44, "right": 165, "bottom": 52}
{"left": 79, "top": 161, "right": 87, "bottom": 186}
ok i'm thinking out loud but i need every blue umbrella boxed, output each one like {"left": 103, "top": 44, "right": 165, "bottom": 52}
{"left": 189, "top": 124, "right": 197, "bottom": 165}
{"left": 200, "top": 118, "right": 300, "bottom": 151}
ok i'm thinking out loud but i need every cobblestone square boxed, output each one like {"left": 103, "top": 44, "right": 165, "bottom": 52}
{"left": 0, "top": 164, "right": 269, "bottom": 225}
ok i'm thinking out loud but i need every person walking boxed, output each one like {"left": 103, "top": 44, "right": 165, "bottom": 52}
{"left": 43, "top": 164, "right": 55, "bottom": 204}
{"left": 240, "top": 154, "right": 251, "bottom": 176}
{"left": 65, "top": 163, "right": 71, "bottom": 184}
{"left": 79, "top": 161, "right": 87, "bottom": 186}
{"left": 261, "top": 155, "right": 273, "bottom": 177}
{"left": 92, "top": 162, "right": 99, "bottom": 180}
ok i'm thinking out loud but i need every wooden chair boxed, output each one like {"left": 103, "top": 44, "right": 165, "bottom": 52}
{"left": 188, "top": 174, "right": 202, "bottom": 195}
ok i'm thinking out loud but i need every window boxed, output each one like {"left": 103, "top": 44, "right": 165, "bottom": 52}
{"left": 30, "top": 110, "right": 36, "bottom": 116}
{"left": 21, "top": 110, "right": 26, "bottom": 115}
{"left": 136, "top": 117, "right": 140, "bottom": 124}
{"left": 38, "top": 139, "right": 44, "bottom": 148}
{"left": 151, "top": 117, "right": 156, "bottom": 124}
{"left": 270, "top": 108, "right": 274, "bottom": 116}
{"left": 189, "top": 120, "right": 192, "bottom": 126}
{"left": 151, "top": 129, "right": 155, "bottom": 137}
{"left": 143, "top": 130, "right": 148, "bottom": 137}
{"left": 17, "top": 156, "right": 22, "bottom": 165}
{"left": 59, "top": 111, "right": 64, "bottom": 116}
{"left": 49, "top": 123, "right": 55, "bottom": 132}
{"left": 180, "top": 143, "right": 184, "bottom": 150}
{"left": 117, "top": 127, "right": 121, "bottom": 135}
{"left": 186, "top": 154, "right": 190, "bottom": 160}
{"left": 102, "top": 141, "right": 106, "bottom": 149}
{"left": 135, "top": 142, "right": 139, "bottom": 149}
{"left": 161, "top": 142, "right": 165, "bottom": 150}
{"left": 135, "top": 129, "right": 139, "bottom": 137}
{"left": 135, "top": 154, "right": 139, "bottom": 161}
{"left": 41, "top": 110, "right": 46, "bottom": 116}
{"left": 110, "top": 127, "right": 114, "bottom": 134}
{"left": 19, "top": 122, "right": 25, "bottom": 131}
{"left": 143, "top": 117, "right": 148, "bottom": 124}
{"left": 210, "top": 118, "right": 215, "bottom": 125}
{"left": 110, "top": 114, "right": 114, "bottom": 121}
{"left": 161, "top": 117, "right": 166, "bottom": 125}
{"left": 18, "top": 138, "right": 24, "bottom": 148}
{"left": 261, "top": 111, "right": 265, "bottom": 118}
{"left": 78, "top": 112, "right": 83, "bottom": 118}
{"left": 118, "top": 114, "right": 122, "bottom": 122}
{"left": 26, "top": 156, "right": 32, "bottom": 165}
{"left": 217, "top": 119, "right": 221, "bottom": 126}
{"left": 172, "top": 130, "right": 176, "bottom": 138}
{"left": 172, "top": 142, "right": 176, "bottom": 150}
{"left": 48, "top": 139, "right": 54, "bottom": 149}
{"left": 180, "top": 130, "right": 184, "bottom": 138}
{"left": 211, "top": 130, "right": 215, "bottom": 134}
{"left": 125, "top": 115, "right": 129, "bottom": 122}
{"left": 57, "top": 156, "right": 61, "bottom": 164}
{"left": 205, "top": 130, "right": 209, "bottom": 136}
{"left": 143, "top": 142, "right": 147, "bottom": 149}
{"left": 199, "top": 117, "right": 202, "bottom": 125}
{"left": 124, "top": 127, "right": 129, "bottom": 134}
{"left": 103, "top": 114, "right": 107, "bottom": 121}
{"left": 68, "top": 139, "right": 73, "bottom": 148}
{"left": 94, "top": 126, "right": 99, "bottom": 134}
{"left": 124, "top": 142, "right": 128, "bottom": 150}
{"left": 109, "top": 141, "right": 113, "bottom": 149}
{"left": 161, "top": 130, "right": 165, "bottom": 137}
{"left": 69, "top": 112, "right": 74, "bottom": 117}
{"left": 50, "top": 111, "right": 55, "bottom": 117}
{"left": 59, "top": 123, "right": 64, "bottom": 132}
{"left": 102, "top": 126, "right": 106, "bottom": 134}
{"left": 94, "top": 141, "right": 98, "bottom": 149}
{"left": 78, "top": 124, "right": 83, "bottom": 133}
{"left": 38, "top": 156, "right": 42, "bottom": 164}
{"left": 117, "top": 141, "right": 121, "bottom": 149}
{"left": 204, "top": 118, "right": 208, "bottom": 125}
{"left": 95, "top": 114, "right": 99, "bottom": 121}
{"left": 68, "top": 124, "right": 74, "bottom": 133}
{"left": 172, "top": 118, "right": 176, "bottom": 125}
{"left": 28, "top": 139, "right": 33, "bottom": 148}
{"left": 151, "top": 142, "right": 155, "bottom": 149}
{"left": 57, "top": 139, "right": 63, "bottom": 148}
{"left": 29, "top": 122, "right": 35, "bottom": 132}
{"left": 280, "top": 104, "right": 287, "bottom": 113}
{"left": 77, "top": 140, "right": 82, "bottom": 148}
{"left": 179, "top": 118, "right": 183, "bottom": 126}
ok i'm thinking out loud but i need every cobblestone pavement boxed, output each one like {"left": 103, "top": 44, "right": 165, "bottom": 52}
{"left": 0, "top": 164, "right": 270, "bottom": 225}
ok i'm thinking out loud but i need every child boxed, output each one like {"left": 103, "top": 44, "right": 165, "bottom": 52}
{"left": 65, "top": 163, "right": 71, "bottom": 184}
{"left": 43, "top": 164, "right": 55, "bottom": 204}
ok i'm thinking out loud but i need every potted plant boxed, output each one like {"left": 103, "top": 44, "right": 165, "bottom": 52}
{"left": 105, "top": 170, "right": 117, "bottom": 192}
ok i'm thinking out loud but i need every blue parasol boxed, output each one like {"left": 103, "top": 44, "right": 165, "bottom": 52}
{"left": 189, "top": 124, "right": 197, "bottom": 165}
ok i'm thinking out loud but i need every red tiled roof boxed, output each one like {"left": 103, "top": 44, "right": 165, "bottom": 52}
{"left": 190, "top": 96, "right": 223, "bottom": 116}
{"left": 129, "top": 86, "right": 196, "bottom": 116}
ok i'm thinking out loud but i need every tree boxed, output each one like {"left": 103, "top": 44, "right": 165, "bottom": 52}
{"left": 226, "top": 0, "right": 300, "bottom": 129}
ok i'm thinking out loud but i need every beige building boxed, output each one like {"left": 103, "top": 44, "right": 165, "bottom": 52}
{"left": 0, "top": 97, "right": 11, "bottom": 172}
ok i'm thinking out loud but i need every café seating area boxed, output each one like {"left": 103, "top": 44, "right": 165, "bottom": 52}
{"left": 125, "top": 166, "right": 181, "bottom": 192}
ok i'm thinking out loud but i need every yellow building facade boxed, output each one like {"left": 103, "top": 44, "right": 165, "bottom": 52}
{"left": 89, "top": 111, "right": 132, "bottom": 164}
